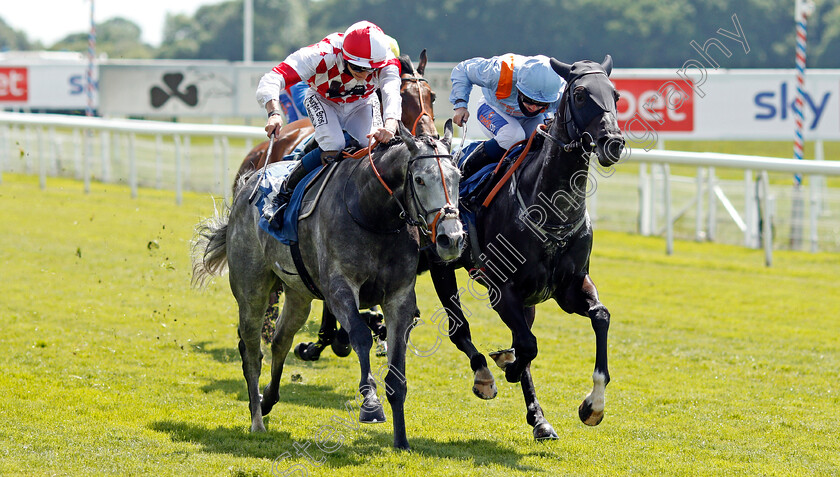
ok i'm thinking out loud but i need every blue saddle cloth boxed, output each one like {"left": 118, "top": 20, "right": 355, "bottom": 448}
{"left": 255, "top": 161, "right": 323, "bottom": 245}
{"left": 457, "top": 141, "right": 525, "bottom": 201}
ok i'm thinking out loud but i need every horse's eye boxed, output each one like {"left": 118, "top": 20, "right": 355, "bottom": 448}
{"left": 431, "top": 92, "right": 437, "bottom": 103}
{"left": 614, "top": 91, "right": 621, "bottom": 103}
{"left": 415, "top": 177, "right": 425, "bottom": 186}
{"left": 574, "top": 88, "right": 585, "bottom": 103}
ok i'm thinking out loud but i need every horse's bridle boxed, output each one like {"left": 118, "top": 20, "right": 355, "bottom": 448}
{"left": 348, "top": 139, "right": 458, "bottom": 243}
{"left": 401, "top": 75, "right": 435, "bottom": 135}
{"left": 540, "top": 70, "right": 611, "bottom": 153}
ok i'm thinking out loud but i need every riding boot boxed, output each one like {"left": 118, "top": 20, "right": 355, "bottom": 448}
{"left": 268, "top": 147, "right": 322, "bottom": 224}
{"left": 461, "top": 138, "right": 505, "bottom": 178}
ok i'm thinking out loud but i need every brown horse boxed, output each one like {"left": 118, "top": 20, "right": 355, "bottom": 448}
{"left": 232, "top": 51, "right": 436, "bottom": 195}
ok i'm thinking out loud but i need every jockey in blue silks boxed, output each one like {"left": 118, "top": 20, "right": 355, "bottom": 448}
{"left": 450, "top": 54, "right": 566, "bottom": 177}
{"left": 277, "top": 82, "right": 309, "bottom": 123}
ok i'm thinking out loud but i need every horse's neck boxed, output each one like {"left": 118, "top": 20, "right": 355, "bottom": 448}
{"left": 519, "top": 122, "right": 589, "bottom": 223}
{"left": 354, "top": 148, "right": 407, "bottom": 224}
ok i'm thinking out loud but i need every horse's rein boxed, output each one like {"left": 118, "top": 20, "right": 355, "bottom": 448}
{"left": 401, "top": 75, "right": 435, "bottom": 135}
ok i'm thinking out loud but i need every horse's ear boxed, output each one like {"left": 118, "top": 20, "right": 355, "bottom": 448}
{"left": 442, "top": 119, "right": 453, "bottom": 150}
{"left": 549, "top": 57, "right": 572, "bottom": 81}
{"left": 417, "top": 49, "right": 428, "bottom": 76}
{"left": 601, "top": 55, "right": 613, "bottom": 76}
{"left": 398, "top": 121, "right": 418, "bottom": 153}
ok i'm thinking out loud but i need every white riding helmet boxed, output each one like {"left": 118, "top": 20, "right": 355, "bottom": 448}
{"left": 515, "top": 56, "right": 563, "bottom": 104}
{"left": 342, "top": 21, "right": 392, "bottom": 69}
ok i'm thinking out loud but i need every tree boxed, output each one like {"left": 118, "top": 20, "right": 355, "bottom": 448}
{"left": 50, "top": 17, "right": 154, "bottom": 59}
{"left": 0, "top": 16, "right": 39, "bottom": 51}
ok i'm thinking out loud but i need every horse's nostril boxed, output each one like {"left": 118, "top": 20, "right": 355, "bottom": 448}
{"left": 601, "top": 136, "right": 624, "bottom": 163}
{"left": 437, "top": 235, "right": 451, "bottom": 248}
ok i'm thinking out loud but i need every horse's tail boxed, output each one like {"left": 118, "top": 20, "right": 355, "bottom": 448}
{"left": 191, "top": 198, "right": 230, "bottom": 288}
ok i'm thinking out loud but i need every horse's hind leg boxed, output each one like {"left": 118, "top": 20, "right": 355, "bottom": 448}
{"left": 261, "top": 290, "right": 312, "bottom": 416}
{"left": 429, "top": 262, "right": 496, "bottom": 400}
{"left": 568, "top": 274, "right": 610, "bottom": 426}
{"left": 232, "top": 279, "right": 274, "bottom": 432}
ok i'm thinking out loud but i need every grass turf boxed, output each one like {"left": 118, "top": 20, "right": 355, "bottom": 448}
{"left": 1, "top": 173, "right": 838, "bottom": 476}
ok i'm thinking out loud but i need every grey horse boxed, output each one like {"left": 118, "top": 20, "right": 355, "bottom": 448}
{"left": 192, "top": 121, "right": 463, "bottom": 450}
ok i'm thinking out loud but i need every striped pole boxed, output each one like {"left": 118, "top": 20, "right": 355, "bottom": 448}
{"left": 791, "top": 0, "right": 815, "bottom": 249}
{"left": 792, "top": 0, "right": 814, "bottom": 183}
{"left": 86, "top": 0, "right": 96, "bottom": 117}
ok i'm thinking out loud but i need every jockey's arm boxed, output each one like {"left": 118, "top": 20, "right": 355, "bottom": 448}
{"left": 370, "top": 63, "right": 402, "bottom": 143}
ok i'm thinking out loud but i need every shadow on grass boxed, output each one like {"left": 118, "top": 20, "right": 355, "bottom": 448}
{"left": 201, "top": 380, "right": 355, "bottom": 411}
{"left": 191, "top": 341, "right": 238, "bottom": 364}
{"left": 151, "top": 420, "right": 540, "bottom": 473}
{"left": 335, "top": 432, "right": 543, "bottom": 473}
{"left": 150, "top": 420, "right": 291, "bottom": 460}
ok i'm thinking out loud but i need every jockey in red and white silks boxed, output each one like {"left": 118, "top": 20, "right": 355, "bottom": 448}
{"left": 256, "top": 21, "right": 402, "bottom": 152}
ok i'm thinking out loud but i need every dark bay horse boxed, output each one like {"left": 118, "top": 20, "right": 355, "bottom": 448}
{"left": 427, "top": 55, "right": 625, "bottom": 440}
{"left": 232, "top": 51, "right": 436, "bottom": 195}
{"left": 192, "top": 121, "right": 463, "bottom": 449}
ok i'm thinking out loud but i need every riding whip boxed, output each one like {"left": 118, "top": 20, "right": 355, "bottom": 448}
{"left": 248, "top": 132, "right": 275, "bottom": 204}
{"left": 454, "top": 122, "right": 468, "bottom": 161}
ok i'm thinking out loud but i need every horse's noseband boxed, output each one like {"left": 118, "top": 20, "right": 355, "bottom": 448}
{"left": 404, "top": 152, "right": 459, "bottom": 244}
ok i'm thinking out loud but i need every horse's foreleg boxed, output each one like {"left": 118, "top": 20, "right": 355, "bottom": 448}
{"left": 576, "top": 274, "right": 610, "bottom": 426}
{"left": 382, "top": 290, "right": 417, "bottom": 450}
{"left": 262, "top": 291, "right": 312, "bottom": 416}
{"left": 492, "top": 286, "right": 537, "bottom": 384}
{"left": 328, "top": 288, "right": 384, "bottom": 424}
{"left": 429, "top": 262, "right": 496, "bottom": 399}
{"left": 517, "top": 306, "right": 558, "bottom": 440}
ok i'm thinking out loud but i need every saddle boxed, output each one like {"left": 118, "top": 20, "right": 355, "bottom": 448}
{"left": 256, "top": 139, "right": 362, "bottom": 245}
{"left": 458, "top": 142, "right": 521, "bottom": 209}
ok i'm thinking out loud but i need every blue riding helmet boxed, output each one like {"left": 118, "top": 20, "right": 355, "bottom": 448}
{"left": 515, "top": 56, "right": 563, "bottom": 115}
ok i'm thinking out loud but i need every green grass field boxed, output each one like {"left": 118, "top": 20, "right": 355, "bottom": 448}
{"left": 1, "top": 173, "right": 839, "bottom": 476}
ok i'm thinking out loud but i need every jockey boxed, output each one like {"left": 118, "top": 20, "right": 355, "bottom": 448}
{"left": 256, "top": 20, "right": 402, "bottom": 215}
{"left": 276, "top": 35, "right": 400, "bottom": 124}
{"left": 450, "top": 54, "right": 566, "bottom": 177}
{"left": 277, "top": 82, "right": 309, "bottom": 123}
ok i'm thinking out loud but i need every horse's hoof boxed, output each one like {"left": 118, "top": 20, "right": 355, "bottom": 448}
{"left": 332, "top": 329, "right": 352, "bottom": 357}
{"left": 359, "top": 403, "right": 387, "bottom": 423}
{"left": 504, "top": 362, "right": 524, "bottom": 383}
{"left": 578, "top": 400, "right": 604, "bottom": 426}
{"left": 250, "top": 420, "right": 267, "bottom": 433}
{"left": 488, "top": 349, "right": 515, "bottom": 370}
{"left": 472, "top": 367, "right": 497, "bottom": 400}
{"left": 294, "top": 342, "right": 319, "bottom": 361}
{"left": 260, "top": 387, "right": 278, "bottom": 416}
{"left": 331, "top": 341, "right": 351, "bottom": 357}
{"left": 533, "top": 422, "right": 559, "bottom": 440}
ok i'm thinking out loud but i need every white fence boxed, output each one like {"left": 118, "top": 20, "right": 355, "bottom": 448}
{"left": 0, "top": 111, "right": 266, "bottom": 204}
{"left": 1, "top": 111, "right": 839, "bottom": 265}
